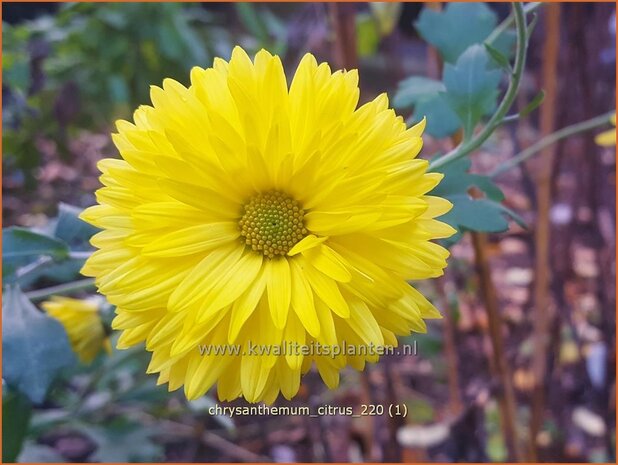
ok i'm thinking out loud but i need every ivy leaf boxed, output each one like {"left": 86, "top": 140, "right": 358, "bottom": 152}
{"left": 415, "top": 3, "right": 497, "bottom": 63}
{"left": 430, "top": 158, "right": 522, "bottom": 245}
{"left": 2, "top": 227, "right": 70, "bottom": 281}
{"left": 443, "top": 44, "right": 502, "bottom": 137}
{"left": 393, "top": 77, "right": 461, "bottom": 139}
{"left": 3, "top": 388, "right": 32, "bottom": 462}
{"left": 2, "top": 285, "right": 77, "bottom": 404}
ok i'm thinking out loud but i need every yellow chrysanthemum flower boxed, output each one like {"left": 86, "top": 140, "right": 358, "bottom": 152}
{"left": 42, "top": 296, "right": 111, "bottom": 364}
{"left": 80, "top": 46, "right": 455, "bottom": 403}
{"left": 595, "top": 113, "right": 616, "bottom": 146}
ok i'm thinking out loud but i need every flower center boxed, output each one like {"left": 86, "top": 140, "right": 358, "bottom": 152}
{"left": 239, "top": 191, "right": 307, "bottom": 259}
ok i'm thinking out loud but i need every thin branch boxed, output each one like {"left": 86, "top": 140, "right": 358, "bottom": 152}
{"left": 68, "top": 251, "right": 94, "bottom": 260}
{"left": 26, "top": 278, "right": 96, "bottom": 302}
{"left": 15, "top": 256, "right": 54, "bottom": 280}
{"left": 491, "top": 110, "right": 615, "bottom": 177}
{"left": 471, "top": 232, "right": 524, "bottom": 462}
{"left": 485, "top": 2, "right": 543, "bottom": 45}
{"left": 529, "top": 4, "right": 561, "bottom": 461}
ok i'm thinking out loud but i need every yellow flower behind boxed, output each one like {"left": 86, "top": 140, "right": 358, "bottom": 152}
{"left": 80, "top": 46, "right": 455, "bottom": 403}
{"left": 42, "top": 296, "right": 111, "bottom": 364}
{"left": 595, "top": 113, "right": 616, "bottom": 147}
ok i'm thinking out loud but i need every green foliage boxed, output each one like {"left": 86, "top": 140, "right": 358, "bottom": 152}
{"left": 393, "top": 77, "right": 445, "bottom": 109}
{"left": 430, "top": 159, "right": 525, "bottom": 244}
{"left": 2, "top": 228, "right": 69, "bottom": 281}
{"left": 235, "top": 3, "right": 288, "bottom": 56}
{"left": 2, "top": 285, "right": 77, "bottom": 404}
{"left": 3, "top": 387, "right": 32, "bottom": 463}
{"left": 3, "top": 205, "right": 98, "bottom": 287}
{"left": 392, "top": 77, "right": 461, "bottom": 139}
{"left": 393, "top": 45, "right": 501, "bottom": 139}
{"left": 394, "top": 2, "right": 524, "bottom": 139}
{"left": 356, "top": 3, "right": 403, "bottom": 57}
{"left": 519, "top": 89, "right": 546, "bottom": 118}
{"left": 46, "top": 3, "right": 227, "bottom": 117}
{"left": 17, "top": 442, "right": 65, "bottom": 463}
{"left": 2, "top": 4, "right": 232, "bottom": 188}
{"left": 443, "top": 45, "right": 502, "bottom": 138}
{"left": 79, "top": 420, "right": 163, "bottom": 462}
{"left": 414, "top": 3, "right": 513, "bottom": 63}
{"left": 484, "top": 42, "right": 511, "bottom": 70}
{"left": 52, "top": 203, "right": 99, "bottom": 251}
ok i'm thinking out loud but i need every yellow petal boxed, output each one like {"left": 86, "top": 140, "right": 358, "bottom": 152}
{"left": 266, "top": 258, "right": 291, "bottom": 329}
{"left": 287, "top": 234, "right": 328, "bottom": 256}
{"left": 300, "top": 258, "right": 349, "bottom": 318}
{"left": 289, "top": 259, "right": 320, "bottom": 338}
{"left": 302, "top": 244, "right": 352, "bottom": 282}
{"left": 141, "top": 222, "right": 239, "bottom": 257}
{"left": 595, "top": 129, "right": 616, "bottom": 147}
{"left": 229, "top": 266, "right": 267, "bottom": 343}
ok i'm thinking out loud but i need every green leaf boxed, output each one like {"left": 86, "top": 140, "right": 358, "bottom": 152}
{"left": 2, "top": 228, "right": 70, "bottom": 281}
{"left": 443, "top": 44, "right": 502, "bottom": 137}
{"left": 430, "top": 158, "right": 521, "bottom": 244}
{"left": 484, "top": 42, "right": 510, "bottom": 70}
{"left": 2, "top": 388, "right": 32, "bottom": 463}
{"left": 2, "top": 285, "right": 77, "bottom": 404}
{"left": 491, "top": 29, "right": 517, "bottom": 61}
{"left": 440, "top": 195, "right": 509, "bottom": 233}
{"left": 519, "top": 90, "right": 546, "bottom": 118}
{"left": 393, "top": 76, "right": 445, "bottom": 109}
{"left": 53, "top": 203, "right": 99, "bottom": 251}
{"left": 412, "top": 93, "right": 462, "bottom": 139}
{"left": 393, "top": 76, "right": 461, "bottom": 139}
{"left": 415, "top": 3, "right": 497, "bottom": 63}
{"left": 80, "top": 420, "right": 163, "bottom": 462}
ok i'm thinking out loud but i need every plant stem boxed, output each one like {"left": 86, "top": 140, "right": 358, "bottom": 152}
{"left": 491, "top": 110, "right": 614, "bottom": 177}
{"left": 434, "top": 277, "right": 463, "bottom": 417}
{"left": 328, "top": 3, "right": 358, "bottom": 70}
{"left": 485, "top": 2, "right": 542, "bottom": 45}
{"left": 529, "top": 4, "right": 561, "bottom": 461}
{"left": 26, "top": 278, "right": 96, "bottom": 302}
{"left": 15, "top": 256, "right": 53, "bottom": 280}
{"left": 471, "top": 232, "right": 524, "bottom": 462}
{"left": 68, "top": 251, "right": 93, "bottom": 260}
{"left": 429, "top": 3, "right": 528, "bottom": 171}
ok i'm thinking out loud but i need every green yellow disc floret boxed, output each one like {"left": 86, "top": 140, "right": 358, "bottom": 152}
{"left": 239, "top": 191, "right": 307, "bottom": 258}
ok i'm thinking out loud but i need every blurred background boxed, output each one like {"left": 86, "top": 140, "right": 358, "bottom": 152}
{"left": 2, "top": 2, "right": 616, "bottom": 463}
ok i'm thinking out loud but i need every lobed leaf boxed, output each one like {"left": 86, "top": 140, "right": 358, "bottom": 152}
{"left": 442, "top": 44, "right": 502, "bottom": 137}
{"left": 415, "top": 3, "right": 497, "bottom": 63}
{"left": 393, "top": 77, "right": 461, "bottom": 139}
{"left": 430, "top": 158, "right": 524, "bottom": 245}
{"left": 2, "top": 285, "right": 77, "bottom": 404}
{"left": 2, "top": 227, "right": 70, "bottom": 281}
